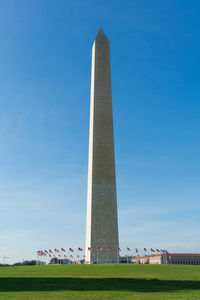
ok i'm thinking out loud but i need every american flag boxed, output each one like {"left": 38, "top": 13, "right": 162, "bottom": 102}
{"left": 61, "top": 248, "right": 66, "bottom": 252}
{"left": 118, "top": 248, "right": 121, "bottom": 251}
{"left": 78, "top": 247, "right": 83, "bottom": 251}
{"left": 107, "top": 246, "right": 113, "bottom": 252}
{"left": 37, "top": 251, "right": 44, "bottom": 256}
{"left": 127, "top": 247, "right": 131, "bottom": 252}
{"left": 49, "top": 254, "right": 52, "bottom": 257}
{"left": 135, "top": 248, "right": 138, "bottom": 253}
{"left": 44, "top": 250, "right": 48, "bottom": 254}
{"left": 49, "top": 249, "right": 53, "bottom": 254}
{"left": 69, "top": 248, "right": 74, "bottom": 252}
{"left": 150, "top": 248, "right": 155, "bottom": 252}
{"left": 70, "top": 255, "right": 73, "bottom": 258}
{"left": 54, "top": 249, "right": 59, "bottom": 253}
{"left": 97, "top": 247, "right": 103, "bottom": 252}
{"left": 144, "top": 248, "right": 147, "bottom": 252}
{"left": 156, "top": 249, "right": 160, "bottom": 252}
{"left": 88, "top": 247, "right": 93, "bottom": 251}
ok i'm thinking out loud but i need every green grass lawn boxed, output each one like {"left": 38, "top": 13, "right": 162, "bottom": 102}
{"left": 0, "top": 264, "right": 200, "bottom": 299}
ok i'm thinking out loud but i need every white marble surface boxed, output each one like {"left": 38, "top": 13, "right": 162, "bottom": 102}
{"left": 85, "top": 28, "right": 119, "bottom": 264}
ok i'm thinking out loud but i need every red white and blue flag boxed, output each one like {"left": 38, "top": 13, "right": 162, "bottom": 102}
{"left": 127, "top": 247, "right": 131, "bottom": 252}
{"left": 78, "top": 247, "right": 83, "bottom": 251}
{"left": 37, "top": 251, "right": 45, "bottom": 256}
{"left": 69, "top": 248, "right": 74, "bottom": 252}
{"left": 162, "top": 250, "right": 168, "bottom": 254}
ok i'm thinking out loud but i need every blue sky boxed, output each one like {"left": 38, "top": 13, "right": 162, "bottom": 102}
{"left": 0, "top": 0, "right": 200, "bottom": 263}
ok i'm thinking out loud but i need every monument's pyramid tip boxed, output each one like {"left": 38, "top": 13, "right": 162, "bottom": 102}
{"left": 95, "top": 27, "right": 109, "bottom": 41}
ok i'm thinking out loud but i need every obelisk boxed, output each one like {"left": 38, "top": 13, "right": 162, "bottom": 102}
{"left": 85, "top": 28, "right": 119, "bottom": 264}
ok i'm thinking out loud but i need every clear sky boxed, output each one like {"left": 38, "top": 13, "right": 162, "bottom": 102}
{"left": 0, "top": 0, "right": 200, "bottom": 264}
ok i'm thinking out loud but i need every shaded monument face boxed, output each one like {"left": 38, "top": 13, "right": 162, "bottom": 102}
{"left": 85, "top": 28, "right": 119, "bottom": 264}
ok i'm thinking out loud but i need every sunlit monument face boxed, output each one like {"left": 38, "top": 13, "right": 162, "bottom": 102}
{"left": 85, "top": 28, "right": 119, "bottom": 264}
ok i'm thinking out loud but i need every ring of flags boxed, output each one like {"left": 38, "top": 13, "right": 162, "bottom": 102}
{"left": 37, "top": 247, "right": 168, "bottom": 261}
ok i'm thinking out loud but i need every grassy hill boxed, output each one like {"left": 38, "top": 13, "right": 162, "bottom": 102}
{"left": 0, "top": 264, "right": 200, "bottom": 299}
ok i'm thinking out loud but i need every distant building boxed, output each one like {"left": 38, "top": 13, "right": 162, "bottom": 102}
{"left": 120, "top": 256, "right": 132, "bottom": 263}
{"left": 36, "top": 260, "right": 46, "bottom": 265}
{"left": 62, "top": 259, "right": 70, "bottom": 264}
{"left": 132, "top": 253, "right": 200, "bottom": 265}
{"left": 49, "top": 257, "right": 58, "bottom": 264}
{"left": 78, "top": 259, "right": 85, "bottom": 264}
{"left": 49, "top": 258, "right": 71, "bottom": 264}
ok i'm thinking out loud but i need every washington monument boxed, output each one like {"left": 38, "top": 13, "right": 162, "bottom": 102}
{"left": 85, "top": 28, "right": 119, "bottom": 264}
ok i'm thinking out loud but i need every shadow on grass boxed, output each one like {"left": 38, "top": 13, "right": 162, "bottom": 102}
{"left": 0, "top": 278, "right": 200, "bottom": 293}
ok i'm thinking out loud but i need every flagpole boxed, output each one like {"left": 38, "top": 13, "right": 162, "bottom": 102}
{"left": 107, "top": 246, "right": 108, "bottom": 263}
{"left": 117, "top": 248, "right": 119, "bottom": 263}
{"left": 77, "top": 255, "right": 79, "bottom": 264}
